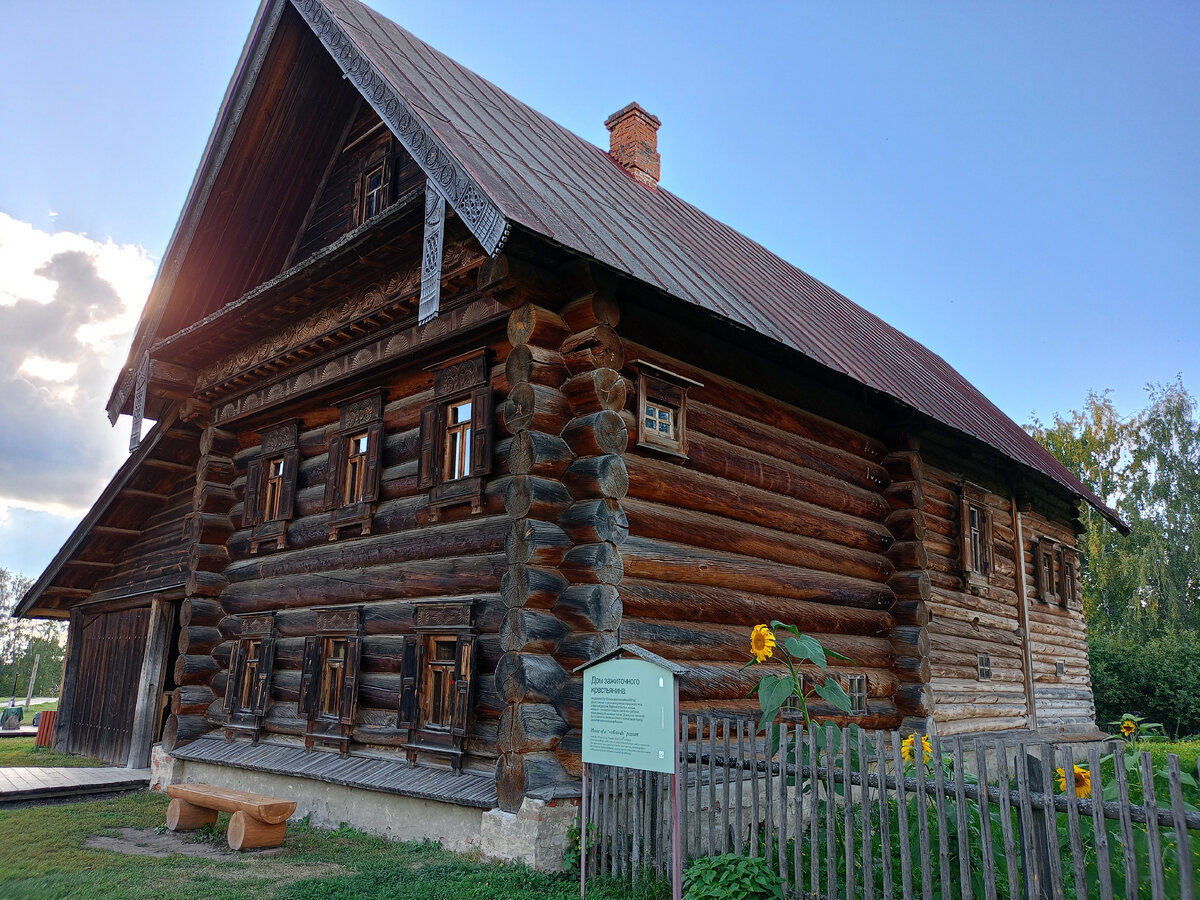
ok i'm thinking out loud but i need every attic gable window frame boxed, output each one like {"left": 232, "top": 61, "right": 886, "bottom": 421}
{"left": 397, "top": 601, "right": 477, "bottom": 772}
{"left": 298, "top": 606, "right": 363, "bottom": 755}
{"left": 633, "top": 361, "right": 702, "bottom": 459}
{"left": 355, "top": 141, "right": 394, "bottom": 226}
{"left": 958, "top": 482, "right": 994, "bottom": 589}
{"left": 244, "top": 420, "right": 301, "bottom": 553}
{"left": 419, "top": 350, "right": 493, "bottom": 519}
{"left": 1035, "top": 536, "right": 1080, "bottom": 609}
{"left": 223, "top": 614, "right": 276, "bottom": 741}
{"left": 325, "top": 390, "right": 385, "bottom": 541}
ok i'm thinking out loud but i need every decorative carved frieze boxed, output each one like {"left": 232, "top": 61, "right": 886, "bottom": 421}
{"left": 292, "top": 0, "right": 510, "bottom": 257}
{"left": 415, "top": 602, "right": 472, "bottom": 630}
{"left": 316, "top": 606, "right": 362, "bottom": 634}
{"left": 419, "top": 183, "right": 446, "bottom": 326}
{"left": 197, "top": 241, "right": 480, "bottom": 391}
{"left": 338, "top": 392, "right": 382, "bottom": 429}
{"left": 130, "top": 351, "right": 149, "bottom": 452}
{"left": 433, "top": 353, "right": 488, "bottom": 397}
{"left": 208, "top": 297, "right": 504, "bottom": 426}
{"left": 239, "top": 614, "right": 275, "bottom": 636}
{"left": 261, "top": 420, "right": 299, "bottom": 453}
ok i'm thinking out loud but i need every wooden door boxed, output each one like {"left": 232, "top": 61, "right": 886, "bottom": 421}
{"left": 68, "top": 607, "right": 150, "bottom": 764}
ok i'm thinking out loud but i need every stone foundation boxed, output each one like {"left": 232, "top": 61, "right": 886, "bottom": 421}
{"left": 480, "top": 797, "right": 579, "bottom": 872}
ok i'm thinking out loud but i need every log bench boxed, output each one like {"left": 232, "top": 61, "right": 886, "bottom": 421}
{"left": 165, "top": 783, "right": 297, "bottom": 850}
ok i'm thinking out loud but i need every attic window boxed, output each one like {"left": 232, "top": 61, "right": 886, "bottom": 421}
{"left": 633, "top": 361, "right": 702, "bottom": 458}
{"left": 359, "top": 163, "right": 389, "bottom": 222}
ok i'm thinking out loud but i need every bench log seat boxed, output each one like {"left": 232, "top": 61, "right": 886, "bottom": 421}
{"left": 165, "top": 783, "right": 297, "bottom": 850}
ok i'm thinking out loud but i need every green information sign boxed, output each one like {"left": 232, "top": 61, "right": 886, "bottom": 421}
{"left": 582, "top": 657, "right": 676, "bottom": 774}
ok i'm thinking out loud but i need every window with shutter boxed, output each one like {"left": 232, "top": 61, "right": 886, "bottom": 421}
{"left": 633, "top": 361, "right": 702, "bottom": 458}
{"left": 1059, "top": 548, "right": 1080, "bottom": 609}
{"left": 247, "top": 421, "right": 301, "bottom": 553}
{"left": 958, "top": 483, "right": 993, "bottom": 588}
{"left": 327, "top": 391, "right": 385, "bottom": 540}
{"left": 226, "top": 615, "right": 275, "bottom": 740}
{"left": 403, "top": 602, "right": 475, "bottom": 769}
{"left": 422, "top": 351, "right": 492, "bottom": 518}
{"left": 300, "top": 606, "right": 363, "bottom": 754}
{"left": 297, "top": 635, "right": 322, "bottom": 719}
{"left": 1036, "top": 536, "right": 1058, "bottom": 603}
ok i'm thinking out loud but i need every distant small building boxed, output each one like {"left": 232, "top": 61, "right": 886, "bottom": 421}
{"left": 17, "top": 0, "right": 1123, "bottom": 855}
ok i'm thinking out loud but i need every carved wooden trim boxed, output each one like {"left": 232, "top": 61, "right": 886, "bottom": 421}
{"left": 316, "top": 606, "right": 363, "bottom": 635}
{"left": 415, "top": 602, "right": 473, "bottom": 631}
{"left": 207, "top": 296, "right": 504, "bottom": 425}
{"left": 291, "top": 0, "right": 510, "bottom": 256}
{"left": 238, "top": 614, "right": 275, "bottom": 636}
{"left": 419, "top": 182, "right": 446, "bottom": 326}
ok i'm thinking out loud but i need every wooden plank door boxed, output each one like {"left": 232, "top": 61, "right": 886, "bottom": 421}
{"left": 67, "top": 607, "right": 151, "bottom": 764}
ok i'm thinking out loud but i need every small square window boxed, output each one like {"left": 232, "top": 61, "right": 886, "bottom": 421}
{"left": 1056, "top": 659, "right": 1066, "bottom": 677}
{"left": 847, "top": 674, "right": 867, "bottom": 715}
{"left": 977, "top": 653, "right": 992, "bottom": 681}
{"left": 634, "top": 362, "right": 701, "bottom": 457}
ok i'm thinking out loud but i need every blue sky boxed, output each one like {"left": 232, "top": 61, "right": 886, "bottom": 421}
{"left": 1, "top": 1, "right": 1197, "bottom": 577}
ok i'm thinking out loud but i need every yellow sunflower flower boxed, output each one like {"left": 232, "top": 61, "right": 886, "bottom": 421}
{"left": 750, "top": 624, "right": 776, "bottom": 663}
{"left": 1056, "top": 764, "right": 1092, "bottom": 799}
{"left": 900, "top": 733, "right": 932, "bottom": 765}
{"left": 1121, "top": 719, "right": 1136, "bottom": 738}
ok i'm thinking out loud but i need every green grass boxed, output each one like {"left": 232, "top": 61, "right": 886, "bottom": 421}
{"left": 0, "top": 737, "right": 106, "bottom": 768}
{"left": 1130, "top": 739, "right": 1200, "bottom": 774}
{"left": 0, "top": 791, "right": 667, "bottom": 900}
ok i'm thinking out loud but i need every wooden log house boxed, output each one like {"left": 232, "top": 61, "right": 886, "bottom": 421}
{"left": 17, "top": 0, "right": 1124, "bottom": 835}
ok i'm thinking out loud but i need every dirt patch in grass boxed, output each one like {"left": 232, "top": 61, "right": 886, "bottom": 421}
{"left": 84, "top": 827, "right": 283, "bottom": 860}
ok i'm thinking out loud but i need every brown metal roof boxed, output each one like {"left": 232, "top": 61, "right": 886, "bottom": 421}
{"left": 300, "top": 0, "right": 1121, "bottom": 529}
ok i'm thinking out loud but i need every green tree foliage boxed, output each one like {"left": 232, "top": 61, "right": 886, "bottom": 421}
{"left": 1029, "top": 378, "right": 1200, "bottom": 737}
{"left": 0, "top": 568, "right": 65, "bottom": 699}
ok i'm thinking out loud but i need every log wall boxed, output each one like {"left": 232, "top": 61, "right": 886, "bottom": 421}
{"left": 1019, "top": 509, "right": 1095, "bottom": 735}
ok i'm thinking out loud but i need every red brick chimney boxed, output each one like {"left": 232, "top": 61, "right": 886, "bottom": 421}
{"left": 605, "top": 102, "right": 661, "bottom": 188}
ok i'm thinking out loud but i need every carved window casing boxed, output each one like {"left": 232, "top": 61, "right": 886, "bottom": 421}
{"left": 243, "top": 421, "right": 301, "bottom": 553}
{"left": 397, "top": 602, "right": 477, "bottom": 772}
{"left": 298, "top": 606, "right": 363, "bottom": 754}
{"left": 223, "top": 614, "right": 276, "bottom": 740}
{"left": 419, "top": 350, "right": 493, "bottom": 518}
{"left": 1035, "top": 536, "right": 1080, "bottom": 609}
{"left": 633, "top": 361, "right": 701, "bottom": 458}
{"left": 355, "top": 138, "right": 394, "bottom": 226}
{"left": 325, "top": 390, "right": 385, "bottom": 540}
{"left": 958, "top": 482, "right": 994, "bottom": 589}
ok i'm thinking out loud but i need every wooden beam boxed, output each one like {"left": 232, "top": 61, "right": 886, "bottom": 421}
{"left": 41, "top": 587, "right": 92, "bottom": 600}
{"left": 127, "top": 597, "right": 174, "bottom": 768}
{"left": 118, "top": 489, "right": 169, "bottom": 502}
{"left": 144, "top": 459, "right": 195, "bottom": 475}
{"left": 63, "top": 560, "right": 115, "bottom": 570}
{"left": 91, "top": 526, "right": 142, "bottom": 538}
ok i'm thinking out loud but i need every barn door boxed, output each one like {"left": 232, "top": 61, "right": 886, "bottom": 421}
{"left": 67, "top": 606, "right": 151, "bottom": 764}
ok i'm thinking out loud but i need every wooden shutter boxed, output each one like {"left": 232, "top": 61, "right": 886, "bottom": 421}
{"left": 243, "top": 458, "right": 264, "bottom": 529}
{"left": 324, "top": 434, "right": 345, "bottom": 510}
{"left": 224, "top": 639, "right": 247, "bottom": 713}
{"left": 397, "top": 636, "right": 421, "bottom": 730}
{"left": 958, "top": 494, "right": 973, "bottom": 574}
{"left": 1036, "top": 537, "right": 1055, "bottom": 601}
{"left": 417, "top": 403, "right": 439, "bottom": 489}
{"left": 250, "top": 638, "right": 276, "bottom": 716}
{"left": 980, "top": 508, "right": 993, "bottom": 577}
{"left": 1060, "top": 549, "right": 1078, "bottom": 607}
{"left": 278, "top": 447, "right": 300, "bottom": 520}
{"left": 469, "top": 386, "right": 494, "bottom": 477}
{"left": 297, "top": 635, "right": 322, "bottom": 718}
{"left": 338, "top": 635, "right": 362, "bottom": 726}
{"left": 362, "top": 421, "right": 385, "bottom": 503}
{"left": 450, "top": 634, "right": 477, "bottom": 740}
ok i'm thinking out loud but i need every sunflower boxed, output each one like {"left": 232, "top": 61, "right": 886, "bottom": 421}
{"left": 1056, "top": 764, "right": 1092, "bottom": 799}
{"left": 900, "top": 733, "right": 932, "bottom": 765}
{"left": 1121, "top": 719, "right": 1137, "bottom": 738}
{"left": 750, "top": 624, "right": 776, "bottom": 663}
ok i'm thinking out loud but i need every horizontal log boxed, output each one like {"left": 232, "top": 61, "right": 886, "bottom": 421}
{"left": 888, "top": 571, "right": 931, "bottom": 602}
{"left": 889, "top": 600, "right": 931, "bottom": 628}
{"left": 558, "top": 498, "right": 629, "bottom": 546}
{"left": 559, "top": 291, "right": 620, "bottom": 332}
{"left": 882, "top": 450, "right": 923, "bottom": 483}
{"left": 505, "top": 476, "right": 573, "bottom": 522}
{"left": 560, "top": 411, "right": 629, "bottom": 458}
{"left": 161, "top": 714, "right": 209, "bottom": 752}
{"left": 554, "top": 632, "right": 618, "bottom": 670}
{"left": 186, "top": 570, "right": 227, "bottom": 598}
{"left": 181, "top": 597, "right": 223, "bottom": 629}
{"left": 678, "top": 662, "right": 899, "bottom": 703}
{"left": 887, "top": 541, "right": 929, "bottom": 571}
{"left": 562, "top": 368, "right": 628, "bottom": 414}
{"left": 892, "top": 655, "right": 932, "bottom": 684}
{"left": 175, "top": 654, "right": 218, "bottom": 686}
{"left": 562, "top": 455, "right": 628, "bottom": 500}
{"left": 200, "top": 426, "right": 237, "bottom": 457}
{"left": 890, "top": 626, "right": 930, "bottom": 659}
{"left": 895, "top": 683, "right": 932, "bottom": 717}
{"left": 500, "top": 609, "right": 569, "bottom": 654}
{"left": 560, "top": 325, "right": 624, "bottom": 375}
{"left": 558, "top": 542, "right": 623, "bottom": 585}
{"left": 551, "top": 584, "right": 622, "bottom": 632}
{"left": 495, "top": 652, "right": 568, "bottom": 704}
{"left": 498, "top": 703, "right": 570, "bottom": 754}
{"left": 504, "top": 343, "right": 568, "bottom": 389}
{"left": 178, "top": 626, "right": 222, "bottom": 656}
{"left": 885, "top": 508, "right": 926, "bottom": 542}
{"left": 621, "top": 536, "right": 893, "bottom": 610}
{"left": 172, "top": 685, "right": 217, "bottom": 716}
{"left": 619, "top": 579, "right": 893, "bottom": 634}
{"left": 496, "top": 750, "right": 570, "bottom": 813}
{"left": 622, "top": 498, "right": 891, "bottom": 583}
{"left": 220, "top": 555, "right": 503, "bottom": 614}
{"left": 625, "top": 454, "right": 892, "bottom": 554}
{"left": 508, "top": 303, "right": 570, "bottom": 348}
{"left": 884, "top": 481, "right": 925, "bottom": 513}
{"left": 501, "top": 565, "right": 567, "bottom": 610}
{"left": 507, "top": 431, "right": 573, "bottom": 479}
{"left": 502, "top": 383, "right": 572, "bottom": 436}
{"left": 188, "top": 512, "right": 236, "bottom": 546}
{"left": 506, "top": 519, "right": 571, "bottom": 568}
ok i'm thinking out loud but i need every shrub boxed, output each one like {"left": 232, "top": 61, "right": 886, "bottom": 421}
{"left": 682, "top": 853, "right": 783, "bottom": 900}
{"left": 1089, "top": 627, "right": 1200, "bottom": 739}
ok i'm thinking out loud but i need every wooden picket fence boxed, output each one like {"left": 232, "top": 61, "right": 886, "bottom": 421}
{"left": 584, "top": 715, "right": 1200, "bottom": 899}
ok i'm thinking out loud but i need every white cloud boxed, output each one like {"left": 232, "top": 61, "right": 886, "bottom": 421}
{"left": 0, "top": 212, "right": 155, "bottom": 575}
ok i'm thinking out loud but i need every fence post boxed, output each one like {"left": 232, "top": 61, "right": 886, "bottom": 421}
{"left": 1020, "top": 753, "right": 1055, "bottom": 900}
